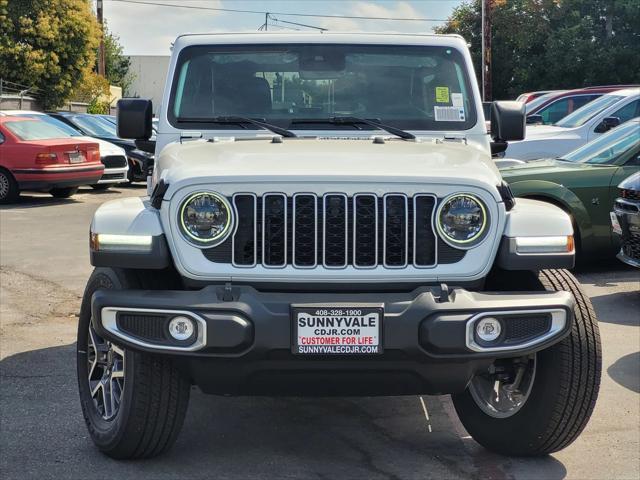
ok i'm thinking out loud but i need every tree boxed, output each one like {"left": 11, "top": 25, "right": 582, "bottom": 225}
{"left": 103, "top": 23, "right": 134, "bottom": 95}
{"left": 436, "top": 0, "right": 640, "bottom": 99}
{"left": 0, "top": 0, "right": 101, "bottom": 109}
{"left": 72, "top": 70, "right": 110, "bottom": 113}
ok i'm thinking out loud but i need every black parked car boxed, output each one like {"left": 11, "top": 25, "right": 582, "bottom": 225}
{"left": 48, "top": 112, "right": 154, "bottom": 183}
{"left": 612, "top": 171, "right": 640, "bottom": 267}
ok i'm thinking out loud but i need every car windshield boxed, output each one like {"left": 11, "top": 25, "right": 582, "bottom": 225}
{"left": 3, "top": 119, "right": 73, "bottom": 140}
{"left": 560, "top": 120, "right": 640, "bottom": 164}
{"left": 169, "top": 44, "right": 477, "bottom": 131}
{"left": 12, "top": 114, "right": 83, "bottom": 137}
{"left": 554, "top": 94, "right": 623, "bottom": 128}
{"left": 72, "top": 114, "right": 119, "bottom": 138}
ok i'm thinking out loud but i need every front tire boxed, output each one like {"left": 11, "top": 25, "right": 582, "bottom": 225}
{"left": 453, "top": 269, "right": 601, "bottom": 456}
{"left": 77, "top": 268, "right": 190, "bottom": 459}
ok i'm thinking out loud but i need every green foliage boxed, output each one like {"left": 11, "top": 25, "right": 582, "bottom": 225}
{"left": 103, "top": 23, "right": 134, "bottom": 95}
{"left": 86, "top": 99, "right": 110, "bottom": 114}
{"left": 436, "top": 0, "right": 640, "bottom": 99}
{"left": 0, "top": 0, "right": 101, "bottom": 109}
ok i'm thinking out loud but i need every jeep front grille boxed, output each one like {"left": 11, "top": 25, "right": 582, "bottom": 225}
{"left": 203, "top": 193, "right": 466, "bottom": 268}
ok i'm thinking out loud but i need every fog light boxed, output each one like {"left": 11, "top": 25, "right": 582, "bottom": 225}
{"left": 476, "top": 317, "right": 502, "bottom": 342}
{"left": 168, "top": 316, "right": 195, "bottom": 341}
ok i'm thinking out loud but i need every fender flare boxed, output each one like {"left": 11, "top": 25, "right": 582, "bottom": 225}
{"left": 508, "top": 180, "right": 593, "bottom": 249}
{"left": 90, "top": 196, "right": 169, "bottom": 269}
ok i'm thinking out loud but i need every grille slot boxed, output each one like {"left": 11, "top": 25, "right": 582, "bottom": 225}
{"left": 262, "top": 193, "right": 287, "bottom": 267}
{"left": 353, "top": 194, "right": 378, "bottom": 267}
{"left": 383, "top": 194, "right": 408, "bottom": 267}
{"left": 102, "top": 155, "right": 128, "bottom": 168}
{"left": 323, "top": 194, "right": 348, "bottom": 267}
{"left": 293, "top": 194, "right": 318, "bottom": 267}
{"left": 413, "top": 195, "right": 437, "bottom": 267}
{"left": 232, "top": 194, "right": 257, "bottom": 266}
{"left": 209, "top": 192, "right": 469, "bottom": 268}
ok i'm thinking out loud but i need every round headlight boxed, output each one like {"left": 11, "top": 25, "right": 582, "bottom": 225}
{"left": 179, "top": 192, "right": 233, "bottom": 247}
{"left": 436, "top": 194, "right": 489, "bottom": 248}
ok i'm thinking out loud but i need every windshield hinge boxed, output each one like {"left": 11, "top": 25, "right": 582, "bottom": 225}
{"left": 179, "top": 131, "right": 203, "bottom": 143}
{"left": 438, "top": 135, "right": 467, "bottom": 144}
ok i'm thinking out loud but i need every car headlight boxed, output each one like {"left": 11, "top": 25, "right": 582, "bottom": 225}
{"left": 178, "top": 192, "right": 234, "bottom": 247}
{"left": 436, "top": 194, "right": 489, "bottom": 248}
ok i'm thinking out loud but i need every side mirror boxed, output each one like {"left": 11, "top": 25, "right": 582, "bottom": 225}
{"left": 491, "top": 101, "right": 526, "bottom": 142}
{"left": 117, "top": 98, "right": 152, "bottom": 140}
{"left": 594, "top": 116, "right": 621, "bottom": 133}
{"left": 526, "top": 114, "right": 543, "bottom": 125}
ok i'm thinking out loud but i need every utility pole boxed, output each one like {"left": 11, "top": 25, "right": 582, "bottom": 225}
{"left": 97, "top": 0, "right": 106, "bottom": 76}
{"left": 481, "top": 0, "right": 492, "bottom": 101}
{"left": 264, "top": 12, "right": 269, "bottom": 31}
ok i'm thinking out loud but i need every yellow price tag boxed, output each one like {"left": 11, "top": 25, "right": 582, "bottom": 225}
{"left": 435, "top": 86, "right": 450, "bottom": 103}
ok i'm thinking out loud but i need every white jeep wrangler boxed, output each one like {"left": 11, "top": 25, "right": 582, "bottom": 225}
{"left": 77, "top": 33, "right": 601, "bottom": 459}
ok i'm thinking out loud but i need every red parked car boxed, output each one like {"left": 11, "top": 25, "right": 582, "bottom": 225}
{"left": 0, "top": 116, "right": 104, "bottom": 203}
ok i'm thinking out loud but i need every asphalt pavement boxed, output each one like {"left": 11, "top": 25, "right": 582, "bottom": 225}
{"left": 1, "top": 186, "right": 638, "bottom": 480}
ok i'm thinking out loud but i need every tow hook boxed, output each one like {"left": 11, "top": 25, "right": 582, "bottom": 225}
{"left": 503, "top": 360, "right": 529, "bottom": 401}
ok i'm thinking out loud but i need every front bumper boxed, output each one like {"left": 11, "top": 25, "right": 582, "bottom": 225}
{"left": 91, "top": 285, "right": 573, "bottom": 395}
{"left": 613, "top": 199, "right": 640, "bottom": 268}
{"left": 97, "top": 166, "right": 129, "bottom": 184}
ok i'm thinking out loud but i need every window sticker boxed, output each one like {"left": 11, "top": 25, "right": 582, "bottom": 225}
{"left": 434, "top": 106, "right": 466, "bottom": 122}
{"left": 451, "top": 93, "right": 464, "bottom": 107}
{"left": 435, "top": 86, "right": 450, "bottom": 103}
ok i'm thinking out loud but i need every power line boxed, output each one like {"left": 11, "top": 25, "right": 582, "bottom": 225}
{"left": 105, "top": 0, "right": 448, "bottom": 22}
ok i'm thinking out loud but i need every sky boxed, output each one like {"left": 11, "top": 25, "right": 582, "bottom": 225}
{"left": 98, "top": 0, "right": 464, "bottom": 56}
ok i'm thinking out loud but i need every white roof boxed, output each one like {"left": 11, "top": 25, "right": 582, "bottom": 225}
{"left": 605, "top": 87, "right": 640, "bottom": 97}
{"left": 173, "top": 32, "right": 468, "bottom": 50}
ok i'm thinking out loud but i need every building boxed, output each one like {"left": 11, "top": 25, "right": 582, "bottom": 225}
{"left": 127, "top": 55, "right": 171, "bottom": 115}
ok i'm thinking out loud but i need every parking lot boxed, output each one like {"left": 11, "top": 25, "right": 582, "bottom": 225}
{"left": 1, "top": 187, "right": 638, "bottom": 480}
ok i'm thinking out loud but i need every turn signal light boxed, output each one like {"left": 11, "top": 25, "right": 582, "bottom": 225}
{"left": 35, "top": 153, "right": 58, "bottom": 165}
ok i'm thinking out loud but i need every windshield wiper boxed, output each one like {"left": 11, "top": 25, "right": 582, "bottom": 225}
{"left": 290, "top": 116, "right": 415, "bottom": 140}
{"left": 176, "top": 116, "right": 297, "bottom": 138}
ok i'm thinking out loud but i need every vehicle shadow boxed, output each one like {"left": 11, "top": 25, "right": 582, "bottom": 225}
{"left": 0, "top": 194, "right": 81, "bottom": 210}
{"left": 0, "top": 344, "right": 567, "bottom": 480}
{"left": 607, "top": 351, "right": 640, "bottom": 393}
{"left": 588, "top": 290, "right": 640, "bottom": 326}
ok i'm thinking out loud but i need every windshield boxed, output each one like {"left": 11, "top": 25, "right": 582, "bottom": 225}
{"left": 555, "top": 94, "right": 623, "bottom": 128}
{"left": 15, "top": 114, "right": 83, "bottom": 136}
{"left": 169, "top": 44, "right": 477, "bottom": 131}
{"left": 561, "top": 120, "right": 640, "bottom": 164}
{"left": 4, "top": 119, "right": 73, "bottom": 140}
{"left": 72, "top": 114, "right": 118, "bottom": 138}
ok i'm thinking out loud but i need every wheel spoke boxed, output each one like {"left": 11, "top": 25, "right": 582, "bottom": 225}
{"left": 85, "top": 327, "right": 126, "bottom": 421}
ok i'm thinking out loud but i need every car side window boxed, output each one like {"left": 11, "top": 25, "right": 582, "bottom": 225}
{"left": 625, "top": 150, "right": 640, "bottom": 166}
{"left": 0, "top": 131, "right": 4, "bottom": 145}
{"left": 540, "top": 98, "right": 570, "bottom": 124}
{"left": 609, "top": 99, "right": 640, "bottom": 124}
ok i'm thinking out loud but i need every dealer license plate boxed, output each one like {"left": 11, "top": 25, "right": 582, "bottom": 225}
{"left": 292, "top": 305, "right": 383, "bottom": 355}
{"left": 610, "top": 211, "right": 622, "bottom": 235}
{"left": 68, "top": 151, "right": 85, "bottom": 164}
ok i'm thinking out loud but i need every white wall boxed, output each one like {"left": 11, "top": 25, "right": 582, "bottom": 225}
{"left": 127, "top": 55, "right": 170, "bottom": 115}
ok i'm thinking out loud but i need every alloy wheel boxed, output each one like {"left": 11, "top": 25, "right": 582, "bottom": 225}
{"left": 468, "top": 355, "right": 536, "bottom": 418}
{"left": 87, "top": 325, "right": 125, "bottom": 421}
{"left": 0, "top": 173, "right": 9, "bottom": 200}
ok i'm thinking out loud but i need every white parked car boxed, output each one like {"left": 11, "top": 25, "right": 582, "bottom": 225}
{"left": 78, "top": 32, "right": 601, "bottom": 460}
{"left": 504, "top": 88, "right": 640, "bottom": 160}
{"left": 0, "top": 110, "right": 129, "bottom": 188}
